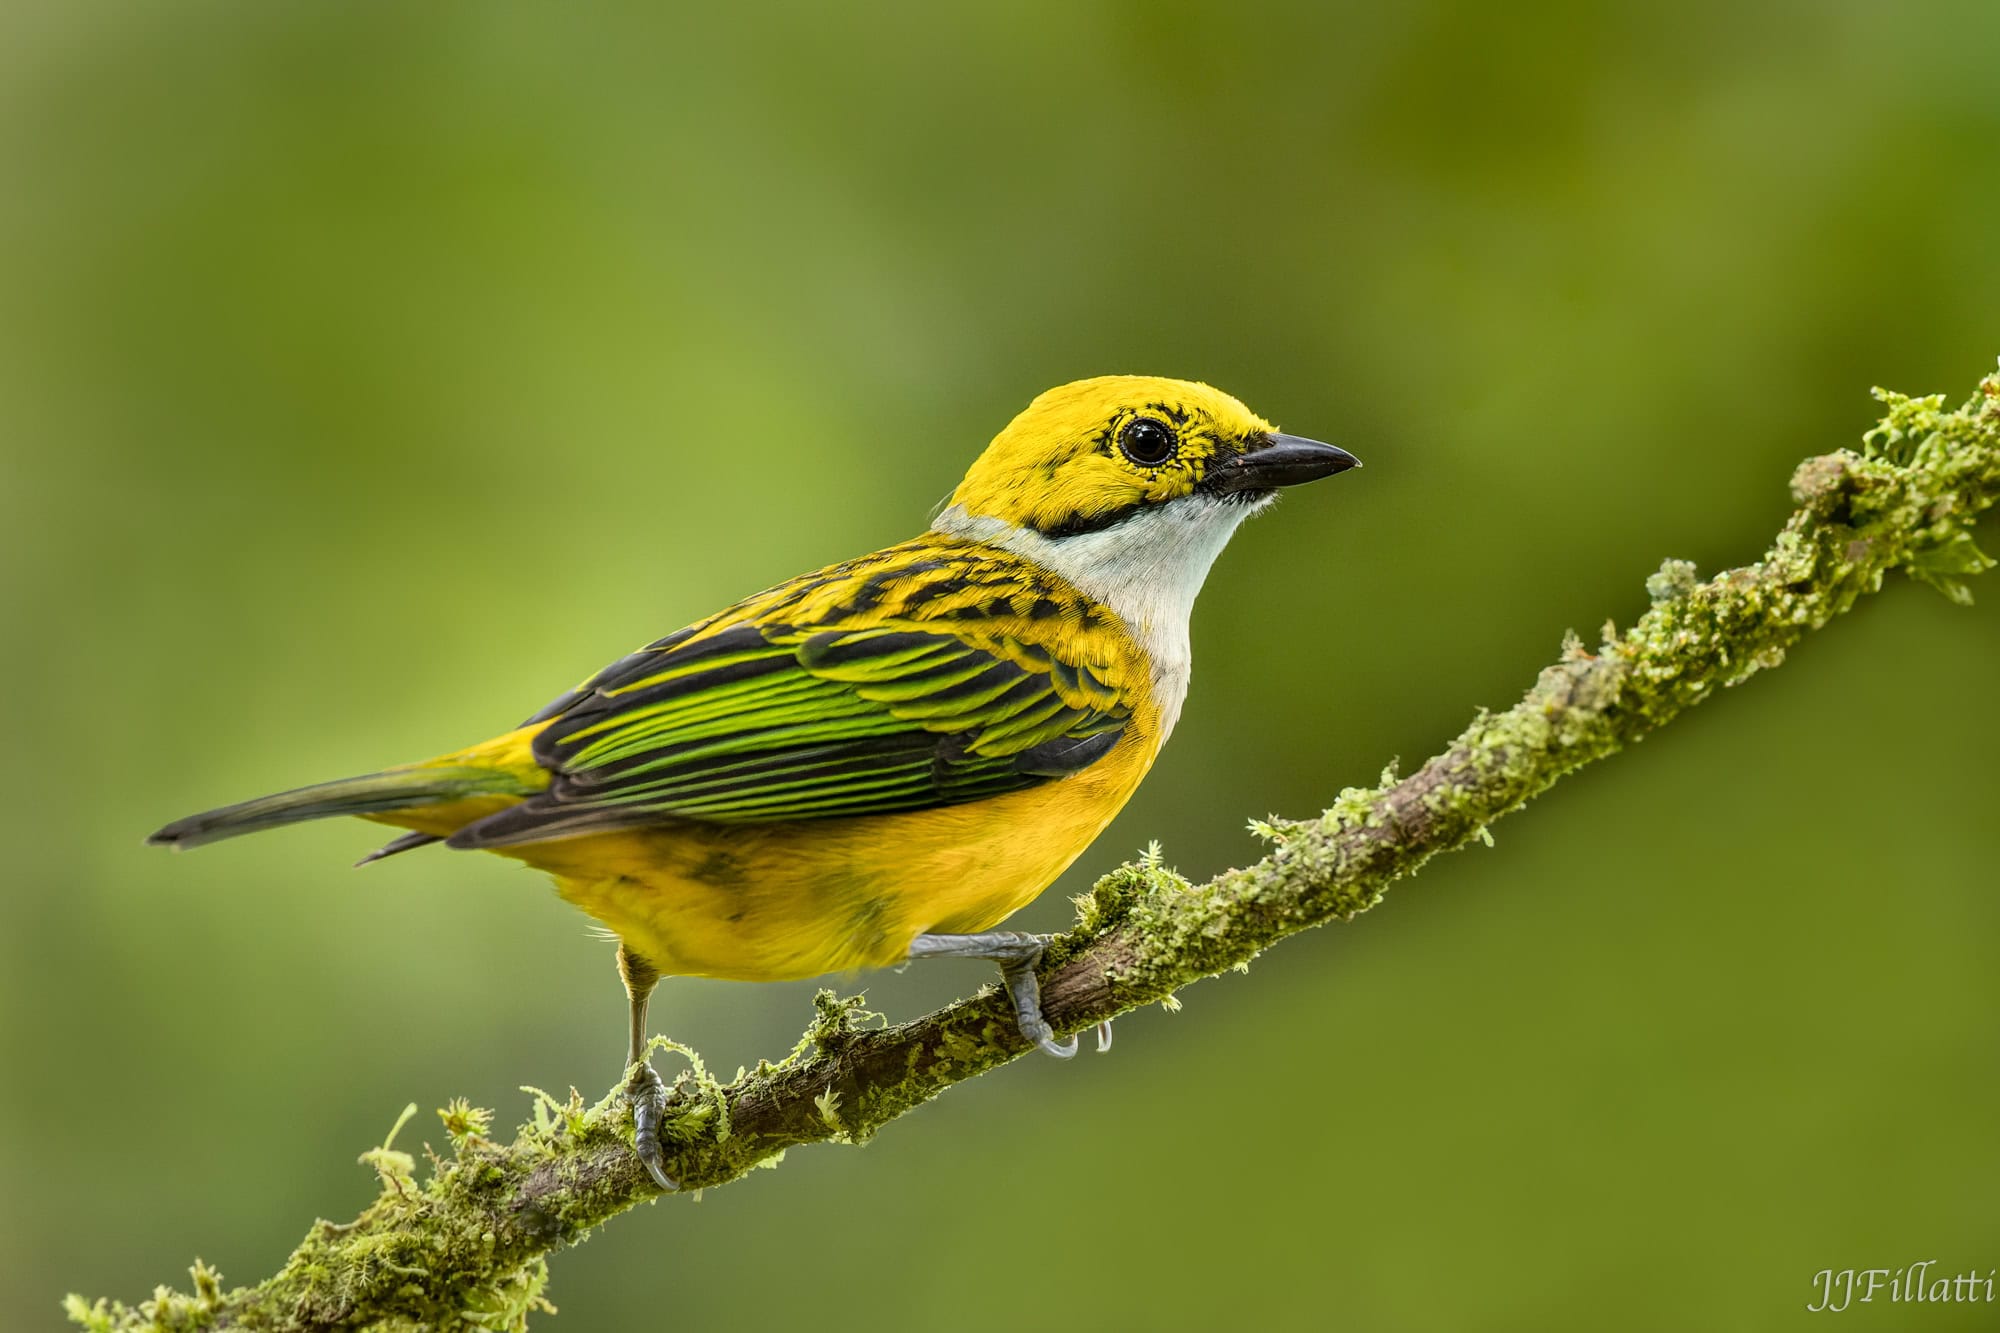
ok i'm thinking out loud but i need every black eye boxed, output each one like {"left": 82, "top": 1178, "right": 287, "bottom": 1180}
{"left": 1117, "top": 417, "right": 1178, "bottom": 467}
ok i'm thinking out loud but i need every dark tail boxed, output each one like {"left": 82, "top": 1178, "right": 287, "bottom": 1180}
{"left": 148, "top": 765, "right": 528, "bottom": 850}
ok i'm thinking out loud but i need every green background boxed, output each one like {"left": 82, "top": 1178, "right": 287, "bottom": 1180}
{"left": 4, "top": 2, "right": 1996, "bottom": 1329}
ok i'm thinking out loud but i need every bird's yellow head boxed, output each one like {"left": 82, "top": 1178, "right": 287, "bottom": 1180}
{"left": 946, "top": 375, "right": 1356, "bottom": 538}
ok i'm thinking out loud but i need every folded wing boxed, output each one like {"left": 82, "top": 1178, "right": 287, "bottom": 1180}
{"left": 449, "top": 617, "right": 1132, "bottom": 849}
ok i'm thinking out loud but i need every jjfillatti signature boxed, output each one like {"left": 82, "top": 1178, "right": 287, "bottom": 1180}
{"left": 1809, "top": 1263, "right": 1996, "bottom": 1312}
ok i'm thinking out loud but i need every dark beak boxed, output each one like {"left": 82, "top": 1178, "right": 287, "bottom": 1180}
{"left": 1204, "top": 433, "right": 1361, "bottom": 493}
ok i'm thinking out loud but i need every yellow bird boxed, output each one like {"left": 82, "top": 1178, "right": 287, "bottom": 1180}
{"left": 150, "top": 375, "right": 1359, "bottom": 1187}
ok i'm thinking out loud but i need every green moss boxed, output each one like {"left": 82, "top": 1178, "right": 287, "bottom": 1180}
{"left": 440, "top": 1097, "right": 496, "bottom": 1148}
{"left": 1645, "top": 558, "right": 1700, "bottom": 604}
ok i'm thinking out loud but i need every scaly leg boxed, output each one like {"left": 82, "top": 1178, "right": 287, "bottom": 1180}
{"left": 906, "top": 931, "right": 1112, "bottom": 1058}
{"left": 617, "top": 944, "right": 675, "bottom": 1191}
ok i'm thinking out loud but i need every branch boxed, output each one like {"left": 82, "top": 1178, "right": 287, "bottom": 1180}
{"left": 71, "top": 370, "right": 2000, "bottom": 1332}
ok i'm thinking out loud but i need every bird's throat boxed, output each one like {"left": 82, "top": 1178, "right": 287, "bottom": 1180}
{"left": 932, "top": 493, "right": 1265, "bottom": 740}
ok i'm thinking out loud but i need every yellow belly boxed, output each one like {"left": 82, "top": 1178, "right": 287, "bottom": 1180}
{"left": 456, "top": 725, "right": 1157, "bottom": 981}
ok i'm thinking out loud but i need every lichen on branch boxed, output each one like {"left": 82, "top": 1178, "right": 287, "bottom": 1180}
{"left": 68, "top": 368, "right": 2000, "bottom": 1332}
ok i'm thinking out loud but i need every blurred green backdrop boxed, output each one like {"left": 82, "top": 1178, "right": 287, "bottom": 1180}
{"left": 3, "top": 2, "right": 1996, "bottom": 1329}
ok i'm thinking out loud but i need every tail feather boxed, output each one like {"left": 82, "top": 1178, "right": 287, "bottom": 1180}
{"left": 148, "top": 766, "right": 527, "bottom": 850}
{"left": 354, "top": 831, "right": 445, "bottom": 867}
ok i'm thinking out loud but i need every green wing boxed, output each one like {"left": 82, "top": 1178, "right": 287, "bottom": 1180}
{"left": 448, "top": 621, "right": 1131, "bottom": 849}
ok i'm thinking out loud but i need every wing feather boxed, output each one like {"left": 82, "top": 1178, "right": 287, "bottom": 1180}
{"left": 449, "top": 556, "right": 1138, "bottom": 850}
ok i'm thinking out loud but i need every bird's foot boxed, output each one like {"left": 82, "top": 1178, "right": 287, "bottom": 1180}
{"left": 1014, "top": 998, "right": 1078, "bottom": 1059}
{"left": 996, "top": 937, "right": 1114, "bottom": 1059}
{"left": 907, "top": 929, "right": 1115, "bottom": 1059}
{"left": 625, "top": 1061, "right": 677, "bottom": 1191}
{"left": 1004, "top": 993, "right": 1113, "bottom": 1058}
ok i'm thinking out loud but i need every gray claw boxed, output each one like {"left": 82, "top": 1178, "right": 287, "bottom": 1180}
{"left": 1095, "top": 1020, "right": 1114, "bottom": 1053}
{"left": 1036, "top": 1030, "right": 1080, "bottom": 1059}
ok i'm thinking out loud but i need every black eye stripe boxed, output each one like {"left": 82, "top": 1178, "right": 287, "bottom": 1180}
{"left": 1118, "top": 417, "right": 1178, "bottom": 467}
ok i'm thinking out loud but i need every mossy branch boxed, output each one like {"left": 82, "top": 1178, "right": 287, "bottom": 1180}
{"left": 71, "top": 369, "right": 2000, "bottom": 1332}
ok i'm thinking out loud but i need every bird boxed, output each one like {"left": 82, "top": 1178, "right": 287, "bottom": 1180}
{"left": 149, "top": 375, "right": 1359, "bottom": 1188}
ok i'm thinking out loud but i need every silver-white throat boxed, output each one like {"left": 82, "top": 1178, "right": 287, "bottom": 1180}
{"left": 931, "top": 492, "right": 1272, "bottom": 741}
